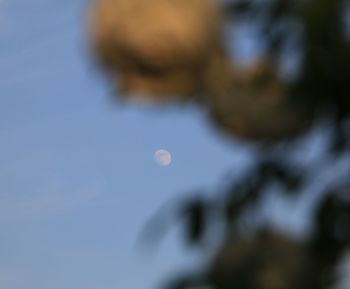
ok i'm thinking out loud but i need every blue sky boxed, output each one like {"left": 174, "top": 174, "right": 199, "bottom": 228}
{"left": 0, "top": 1, "right": 253, "bottom": 288}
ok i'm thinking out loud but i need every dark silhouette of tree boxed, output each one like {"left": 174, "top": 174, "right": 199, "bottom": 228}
{"left": 88, "top": 0, "right": 350, "bottom": 288}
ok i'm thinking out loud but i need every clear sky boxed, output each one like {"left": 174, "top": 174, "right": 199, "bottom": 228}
{"left": 0, "top": 1, "right": 254, "bottom": 288}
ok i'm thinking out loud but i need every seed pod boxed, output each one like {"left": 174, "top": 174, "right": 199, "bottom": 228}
{"left": 204, "top": 60, "right": 313, "bottom": 141}
{"left": 209, "top": 232, "right": 314, "bottom": 289}
{"left": 89, "top": 0, "right": 223, "bottom": 102}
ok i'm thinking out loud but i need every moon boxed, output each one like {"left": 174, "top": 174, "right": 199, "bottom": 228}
{"left": 154, "top": 149, "right": 172, "bottom": 166}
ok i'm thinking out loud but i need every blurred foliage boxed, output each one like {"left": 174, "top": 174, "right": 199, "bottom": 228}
{"left": 89, "top": 0, "right": 222, "bottom": 100}
{"left": 89, "top": 0, "right": 350, "bottom": 288}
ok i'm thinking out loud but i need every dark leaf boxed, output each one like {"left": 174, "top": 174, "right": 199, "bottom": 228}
{"left": 181, "top": 199, "right": 208, "bottom": 244}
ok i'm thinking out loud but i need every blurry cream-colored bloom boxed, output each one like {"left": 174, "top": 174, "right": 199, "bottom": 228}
{"left": 89, "top": 0, "right": 223, "bottom": 102}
